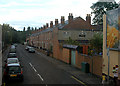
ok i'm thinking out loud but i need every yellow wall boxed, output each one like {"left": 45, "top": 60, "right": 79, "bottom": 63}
{"left": 103, "top": 14, "right": 120, "bottom": 79}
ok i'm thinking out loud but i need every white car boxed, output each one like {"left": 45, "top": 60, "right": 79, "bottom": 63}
{"left": 5, "top": 58, "right": 20, "bottom": 67}
{"left": 29, "top": 47, "right": 35, "bottom": 53}
{"left": 25, "top": 46, "right": 31, "bottom": 51}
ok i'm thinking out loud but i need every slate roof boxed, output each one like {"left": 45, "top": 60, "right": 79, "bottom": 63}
{"left": 30, "top": 16, "right": 102, "bottom": 37}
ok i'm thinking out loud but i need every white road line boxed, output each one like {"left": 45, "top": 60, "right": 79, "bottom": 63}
{"left": 37, "top": 74, "right": 44, "bottom": 81}
{"left": 29, "top": 63, "right": 37, "bottom": 72}
{"left": 29, "top": 63, "right": 33, "bottom": 67}
{"left": 29, "top": 62, "right": 44, "bottom": 81}
{"left": 32, "top": 66, "right": 37, "bottom": 72}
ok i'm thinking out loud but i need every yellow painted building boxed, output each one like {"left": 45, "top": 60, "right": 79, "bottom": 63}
{"left": 103, "top": 14, "right": 120, "bottom": 80}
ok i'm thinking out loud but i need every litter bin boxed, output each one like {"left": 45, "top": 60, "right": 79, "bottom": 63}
{"left": 81, "top": 62, "right": 90, "bottom": 73}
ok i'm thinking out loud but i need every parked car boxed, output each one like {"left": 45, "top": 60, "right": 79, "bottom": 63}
{"left": 3, "top": 63, "right": 23, "bottom": 81}
{"left": 7, "top": 53, "right": 17, "bottom": 58}
{"left": 28, "top": 47, "right": 35, "bottom": 53}
{"left": 14, "top": 44, "right": 18, "bottom": 47}
{"left": 25, "top": 46, "right": 31, "bottom": 51}
{"left": 4, "top": 58, "right": 19, "bottom": 67}
{"left": 9, "top": 48, "right": 16, "bottom": 53}
{"left": 11, "top": 45, "right": 16, "bottom": 49}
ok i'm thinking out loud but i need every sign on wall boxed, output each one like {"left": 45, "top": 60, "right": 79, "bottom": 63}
{"left": 106, "top": 8, "right": 120, "bottom": 50}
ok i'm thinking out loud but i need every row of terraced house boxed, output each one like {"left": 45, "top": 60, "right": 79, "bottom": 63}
{"left": 26, "top": 13, "right": 103, "bottom": 77}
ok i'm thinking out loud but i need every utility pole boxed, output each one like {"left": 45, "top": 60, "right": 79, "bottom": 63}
{"left": 107, "top": 47, "right": 110, "bottom": 84}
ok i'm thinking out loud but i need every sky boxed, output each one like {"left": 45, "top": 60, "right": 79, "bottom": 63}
{"left": 0, "top": 0, "right": 119, "bottom": 31}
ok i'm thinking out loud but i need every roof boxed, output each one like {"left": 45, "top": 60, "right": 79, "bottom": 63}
{"left": 30, "top": 16, "right": 102, "bottom": 37}
{"left": 61, "top": 17, "right": 92, "bottom": 30}
{"left": 61, "top": 17, "right": 103, "bottom": 31}
{"left": 7, "top": 63, "right": 20, "bottom": 66}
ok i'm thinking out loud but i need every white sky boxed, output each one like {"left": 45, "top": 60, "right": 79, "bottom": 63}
{"left": 0, "top": 0, "right": 119, "bottom": 31}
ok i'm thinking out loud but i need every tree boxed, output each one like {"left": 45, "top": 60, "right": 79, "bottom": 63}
{"left": 91, "top": 1, "right": 119, "bottom": 25}
{"left": 90, "top": 33, "right": 103, "bottom": 54}
{"left": 23, "top": 27, "right": 25, "bottom": 31}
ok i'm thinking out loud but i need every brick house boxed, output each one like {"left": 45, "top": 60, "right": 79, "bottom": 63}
{"left": 26, "top": 13, "right": 103, "bottom": 76}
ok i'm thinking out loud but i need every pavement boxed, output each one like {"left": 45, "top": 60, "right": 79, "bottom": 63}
{"left": 35, "top": 48, "right": 103, "bottom": 86}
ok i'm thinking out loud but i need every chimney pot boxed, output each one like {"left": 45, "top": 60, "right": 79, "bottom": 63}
{"left": 55, "top": 19, "right": 58, "bottom": 26}
{"left": 68, "top": 13, "right": 73, "bottom": 24}
{"left": 61, "top": 16, "right": 65, "bottom": 24}
{"left": 50, "top": 21, "right": 53, "bottom": 28}
{"left": 46, "top": 23, "right": 49, "bottom": 28}
{"left": 86, "top": 14, "right": 91, "bottom": 25}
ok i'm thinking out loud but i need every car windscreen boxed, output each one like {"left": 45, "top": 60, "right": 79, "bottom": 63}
{"left": 8, "top": 59, "right": 18, "bottom": 64}
{"left": 8, "top": 53, "right": 16, "bottom": 57}
{"left": 29, "top": 48, "right": 34, "bottom": 50}
{"left": 8, "top": 66, "right": 21, "bottom": 74}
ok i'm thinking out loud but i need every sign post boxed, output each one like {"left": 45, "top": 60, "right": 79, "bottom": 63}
{"left": 107, "top": 47, "right": 110, "bottom": 84}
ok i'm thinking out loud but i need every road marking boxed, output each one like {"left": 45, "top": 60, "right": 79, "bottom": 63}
{"left": 29, "top": 63, "right": 33, "bottom": 67}
{"left": 71, "top": 76, "right": 87, "bottom": 86}
{"left": 3, "top": 83, "right": 5, "bottom": 86}
{"left": 37, "top": 74, "right": 44, "bottom": 81}
{"left": 29, "top": 63, "right": 37, "bottom": 72}
{"left": 32, "top": 66, "right": 37, "bottom": 72}
{"left": 29, "top": 62, "right": 44, "bottom": 82}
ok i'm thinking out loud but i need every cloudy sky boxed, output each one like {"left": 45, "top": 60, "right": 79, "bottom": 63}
{"left": 0, "top": 0, "right": 119, "bottom": 31}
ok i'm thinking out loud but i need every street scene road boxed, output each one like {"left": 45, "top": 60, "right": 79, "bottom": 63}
{"left": 1, "top": 1, "right": 120, "bottom": 86}
{"left": 2, "top": 44, "right": 83, "bottom": 85}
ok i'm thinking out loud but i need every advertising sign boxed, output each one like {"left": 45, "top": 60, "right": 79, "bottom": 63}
{"left": 106, "top": 8, "right": 120, "bottom": 50}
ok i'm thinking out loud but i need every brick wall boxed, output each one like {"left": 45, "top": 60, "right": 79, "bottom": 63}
{"left": 76, "top": 51, "right": 102, "bottom": 76}
{"left": 62, "top": 48, "right": 70, "bottom": 64}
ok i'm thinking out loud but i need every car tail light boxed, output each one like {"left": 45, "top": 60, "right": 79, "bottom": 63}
{"left": 21, "top": 70, "right": 23, "bottom": 74}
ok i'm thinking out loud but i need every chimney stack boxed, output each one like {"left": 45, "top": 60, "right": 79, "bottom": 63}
{"left": 46, "top": 23, "right": 49, "bottom": 28}
{"left": 86, "top": 14, "right": 91, "bottom": 25}
{"left": 68, "top": 13, "right": 73, "bottom": 23}
{"left": 43, "top": 25, "right": 46, "bottom": 29}
{"left": 55, "top": 19, "right": 58, "bottom": 26}
{"left": 50, "top": 21, "right": 53, "bottom": 28}
{"left": 61, "top": 16, "right": 65, "bottom": 24}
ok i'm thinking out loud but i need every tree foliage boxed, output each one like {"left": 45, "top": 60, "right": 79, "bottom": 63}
{"left": 2, "top": 24, "right": 34, "bottom": 48}
{"left": 91, "top": 1, "right": 119, "bottom": 25}
{"left": 90, "top": 33, "right": 103, "bottom": 54}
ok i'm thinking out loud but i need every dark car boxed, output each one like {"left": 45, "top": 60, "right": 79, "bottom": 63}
{"left": 3, "top": 63, "right": 23, "bottom": 81}
{"left": 9, "top": 48, "right": 16, "bottom": 53}
{"left": 8, "top": 53, "right": 17, "bottom": 58}
{"left": 28, "top": 47, "right": 35, "bottom": 53}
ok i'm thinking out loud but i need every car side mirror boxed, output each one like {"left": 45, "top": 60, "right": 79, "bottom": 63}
{"left": 4, "top": 60, "right": 7, "bottom": 62}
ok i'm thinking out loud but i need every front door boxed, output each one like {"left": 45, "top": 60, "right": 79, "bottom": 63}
{"left": 71, "top": 50, "right": 76, "bottom": 66}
